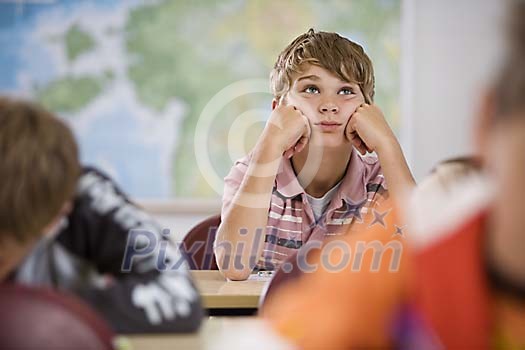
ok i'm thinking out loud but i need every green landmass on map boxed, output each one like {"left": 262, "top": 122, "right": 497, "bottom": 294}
{"left": 126, "top": 1, "right": 246, "bottom": 196}
{"left": 36, "top": 76, "right": 104, "bottom": 113}
{"left": 65, "top": 24, "right": 96, "bottom": 62}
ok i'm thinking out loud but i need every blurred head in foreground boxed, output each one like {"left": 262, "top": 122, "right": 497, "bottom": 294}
{"left": 0, "top": 97, "right": 80, "bottom": 281}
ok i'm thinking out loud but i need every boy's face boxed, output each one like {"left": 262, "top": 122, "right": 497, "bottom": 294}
{"left": 283, "top": 64, "right": 366, "bottom": 148}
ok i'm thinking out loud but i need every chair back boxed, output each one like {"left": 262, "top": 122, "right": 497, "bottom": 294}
{"left": 0, "top": 284, "right": 115, "bottom": 350}
{"left": 182, "top": 214, "right": 221, "bottom": 270}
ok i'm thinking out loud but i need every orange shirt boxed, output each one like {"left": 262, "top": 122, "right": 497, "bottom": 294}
{"left": 263, "top": 205, "right": 525, "bottom": 349}
{"left": 492, "top": 294, "right": 525, "bottom": 348}
{"left": 262, "top": 200, "right": 409, "bottom": 349}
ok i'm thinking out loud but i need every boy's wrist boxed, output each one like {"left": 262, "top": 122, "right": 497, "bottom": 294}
{"left": 375, "top": 134, "right": 400, "bottom": 156}
{"left": 254, "top": 134, "right": 284, "bottom": 162}
{"left": 258, "top": 129, "right": 286, "bottom": 156}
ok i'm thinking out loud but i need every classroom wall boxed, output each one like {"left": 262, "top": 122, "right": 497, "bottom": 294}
{"left": 155, "top": 213, "right": 212, "bottom": 242}
{"left": 142, "top": 199, "right": 221, "bottom": 242}
{"left": 402, "top": 0, "right": 505, "bottom": 180}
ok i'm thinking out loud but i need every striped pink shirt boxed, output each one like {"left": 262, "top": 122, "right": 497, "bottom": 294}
{"left": 221, "top": 149, "right": 388, "bottom": 270}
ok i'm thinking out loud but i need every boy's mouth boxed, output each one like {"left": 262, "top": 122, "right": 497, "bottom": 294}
{"left": 315, "top": 121, "right": 343, "bottom": 131}
{"left": 317, "top": 121, "right": 342, "bottom": 126}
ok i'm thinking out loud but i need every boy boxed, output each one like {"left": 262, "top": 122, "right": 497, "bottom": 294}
{"left": 263, "top": 2, "right": 525, "bottom": 348}
{"left": 0, "top": 97, "right": 203, "bottom": 333}
{"left": 215, "top": 29, "right": 415, "bottom": 280}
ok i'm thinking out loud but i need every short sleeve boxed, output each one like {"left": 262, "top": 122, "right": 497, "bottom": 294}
{"left": 221, "top": 154, "right": 251, "bottom": 220}
{"left": 362, "top": 155, "right": 389, "bottom": 204}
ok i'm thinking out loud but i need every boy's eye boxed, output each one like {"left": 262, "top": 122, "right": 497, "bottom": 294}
{"left": 338, "top": 87, "right": 355, "bottom": 95}
{"left": 303, "top": 85, "right": 320, "bottom": 94}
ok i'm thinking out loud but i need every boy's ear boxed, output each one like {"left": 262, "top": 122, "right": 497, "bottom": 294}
{"left": 272, "top": 95, "right": 287, "bottom": 110}
{"left": 474, "top": 87, "right": 496, "bottom": 160}
{"left": 272, "top": 98, "right": 278, "bottom": 110}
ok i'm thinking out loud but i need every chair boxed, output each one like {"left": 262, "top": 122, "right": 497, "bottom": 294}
{"left": 182, "top": 214, "right": 221, "bottom": 270}
{"left": 0, "top": 284, "right": 115, "bottom": 350}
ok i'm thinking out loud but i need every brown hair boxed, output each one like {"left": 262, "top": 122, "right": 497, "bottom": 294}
{"left": 270, "top": 28, "right": 375, "bottom": 103}
{"left": 431, "top": 156, "right": 482, "bottom": 173}
{"left": 424, "top": 156, "right": 482, "bottom": 195}
{"left": 493, "top": 1, "right": 525, "bottom": 119}
{"left": 0, "top": 97, "right": 80, "bottom": 243}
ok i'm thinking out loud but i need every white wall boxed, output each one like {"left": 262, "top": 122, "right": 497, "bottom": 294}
{"left": 141, "top": 199, "right": 221, "bottom": 242}
{"left": 401, "top": 0, "right": 506, "bottom": 180}
{"left": 152, "top": 212, "right": 214, "bottom": 242}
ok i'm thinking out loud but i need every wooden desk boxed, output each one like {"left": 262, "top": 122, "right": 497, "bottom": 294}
{"left": 126, "top": 317, "right": 273, "bottom": 350}
{"left": 190, "top": 270, "right": 271, "bottom": 309}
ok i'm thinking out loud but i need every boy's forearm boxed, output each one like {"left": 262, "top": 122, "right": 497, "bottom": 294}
{"left": 376, "top": 138, "right": 416, "bottom": 202}
{"left": 215, "top": 138, "right": 282, "bottom": 280}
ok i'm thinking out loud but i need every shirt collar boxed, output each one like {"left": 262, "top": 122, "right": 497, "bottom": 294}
{"left": 274, "top": 156, "right": 304, "bottom": 198}
{"left": 274, "top": 149, "right": 368, "bottom": 205}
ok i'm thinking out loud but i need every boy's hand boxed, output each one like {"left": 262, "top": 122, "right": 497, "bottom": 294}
{"left": 264, "top": 104, "right": 311, "bottom": 159}
{"left": 345, "top": 104, "right": 397, "bottom": 155}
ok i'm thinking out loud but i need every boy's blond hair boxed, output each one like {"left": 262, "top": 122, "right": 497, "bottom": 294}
{"left": 270, "top": 28, "right": 375, "bottom": 103}
{"left": 0, "top": 98, "right": 80, "bottom": 243}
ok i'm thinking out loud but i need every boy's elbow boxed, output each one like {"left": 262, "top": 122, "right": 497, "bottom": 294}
{"left": 214, "top": 246, "right": 253, "bottom": 281}
{"left": 214, "top": 228, "right": 257, "bottom": 280}
{"left": 218, "top": 267, "right": 252, "bottom": 281}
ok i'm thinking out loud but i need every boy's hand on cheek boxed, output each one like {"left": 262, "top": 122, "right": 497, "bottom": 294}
{"left": 263, "top": 105, "right": 311, "bottom": 159}
{"left": 345, "top": 104, "right": 397, "bottom": 155}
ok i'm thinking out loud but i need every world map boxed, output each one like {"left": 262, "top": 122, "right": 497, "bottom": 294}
{"left": 0, "top": 0, "right": 400, "bottom": 199}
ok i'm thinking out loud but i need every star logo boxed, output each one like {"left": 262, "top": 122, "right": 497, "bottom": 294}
{"left": 369, "top": 209, "right": 389, "bottom": 227}
{"left": 351, "top": 206, "right": 363, "bottom": 223}
{"left": 392, "top": 224, "right": 406, "bottom": 238}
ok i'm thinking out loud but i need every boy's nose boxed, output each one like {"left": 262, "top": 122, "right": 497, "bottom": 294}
{"left": 319, "top": 103, "right": 339, "bottom": 113}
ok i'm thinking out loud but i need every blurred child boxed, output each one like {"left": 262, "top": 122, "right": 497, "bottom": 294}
{"left": 0, "top": 97, "right": 203, "bottom": 333}
{"left": 424, "top": 156, "right": 481, "bottom": 192}
{"left": 409, "top": 156, "right": 486, "bottom": 248}
{"left": 215, "top": 29, "right": 415, "bottom": 280}
{"left": 262, "top": 2, "right": 525, "bottom": 348}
